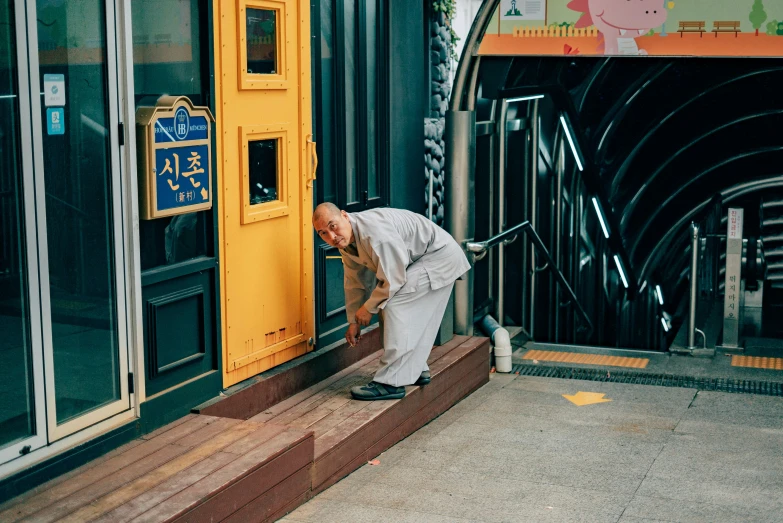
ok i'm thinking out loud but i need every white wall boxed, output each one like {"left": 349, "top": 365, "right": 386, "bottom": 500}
{"left": 451, "top": 0, "right": 485, "bottom": 83}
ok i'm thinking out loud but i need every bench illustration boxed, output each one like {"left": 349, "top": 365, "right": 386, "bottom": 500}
{"left": 677, "top": 21, "right": 706, "bottom": 37}
{"left": 712, "top": 21, "right": 741, "bottom": 37}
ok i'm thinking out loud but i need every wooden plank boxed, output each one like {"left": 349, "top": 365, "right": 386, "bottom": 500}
{"left": 247, "top": 352, "right": 381, "bottom": 423}
{"left": 200, "top": 328, "right": 382, "bottom": 420}
{"left": 425, "top": 334, "right": 469, "bottom": 366}
{"left": 312, "top": 353, "right": 489, "bottom": 497}
{"left": 14, "top": 445, "right": 190, "bottom": 523}
{"left": 170, "top": 438, "right": 313, "bottom": 523}
{"left": 90, "top": 452, "right": 238, "bottom": 523}
{"left": 314, "top": 338, "right": 485, "bottom": 457}
{"left": 0, "top": 415, "right": 218, "bottom": 523}
{"left": 366, "top": 360, "right": 489, "bottom": 459}
{"left": 221, "top": 422, "right": 288, "bottom": 456}
{"left": 290, "top": 337, "right": 471, "bottom": 438}
{"left": 56, "top": 421, "right": 261, "bottom": 523}
{"left": 140, "top": 414, "right": 198, "bottom": 440}
{"left": 220, "top": 464, "right": 312, "bottom": 523}
{"left": 263, "top": 490, "right": 311, "bottom": 523}
{"left": 171, "top": 417, "right": 243, "bottom": 448}
{"left": 265, "top": 372, "right": 373, "bottom": 426}
{"left": 311, "top": 340, "right": 489, "bottom": 487}
{"left": 306, "top": 396, "right": 373, "bottom": 438}
{"left": 310, "top": 452, "right": 369, "bottom": 497}
{"left": 0, "top": 438, "right": 146, "bottom": 516}
{"left": 130, "top": 429, "right": 312, "bottom": 523}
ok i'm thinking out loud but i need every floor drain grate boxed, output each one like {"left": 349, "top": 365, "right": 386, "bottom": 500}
{"left": 511, "top": 364, "right": 783, "bottom": 397}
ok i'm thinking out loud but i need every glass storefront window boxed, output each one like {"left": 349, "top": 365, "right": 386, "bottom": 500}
{"left": 132, "top": 0, "right": 211, "bottom": 270}
{"left": 0, "top": 0, "right": 37, "bottom": 449}
{"left": 248, "top": 139, "right": 279, "bottom": 205}
{"left": 246, "top": 8, "right": 277, "bottom": 75}
{"left": 36, "top": 0, "right": 122, "bottom": 424}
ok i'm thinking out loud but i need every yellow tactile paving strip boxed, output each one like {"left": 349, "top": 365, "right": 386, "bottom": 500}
{"left": 731, "top": 355, "right": 783, "bottom": 371}
{"left": 522, "top": 349, "right": 650, "bottom": 369}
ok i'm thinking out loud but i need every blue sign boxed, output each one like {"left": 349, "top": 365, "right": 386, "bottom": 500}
{"left": 154, "top": 108, "right": 209, "bottom": 143}
{"left": 46, "top": 108, "right": 65, "bottom": 135}
{"left": 155, "top": 144, "right": 210, "bottom": 211}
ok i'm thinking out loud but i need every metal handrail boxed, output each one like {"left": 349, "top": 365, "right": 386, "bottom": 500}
{"left": 465, "top": 220, "right": 594, "bottom": 336}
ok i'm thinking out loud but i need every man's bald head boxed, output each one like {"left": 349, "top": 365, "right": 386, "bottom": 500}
{"left": 313, "top": 202, "right": 342, "bottom": 223}
{"left": 313, "top": 202, "right": 354, "bottom": 249}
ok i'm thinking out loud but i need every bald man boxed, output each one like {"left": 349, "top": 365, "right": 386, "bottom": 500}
{"left": 313, "top": 203, "right": 471, "bottom": 400}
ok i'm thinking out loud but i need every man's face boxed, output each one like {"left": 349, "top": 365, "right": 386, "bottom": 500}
{"left": 313, "top": 210, "right": 353, "bottom": 249}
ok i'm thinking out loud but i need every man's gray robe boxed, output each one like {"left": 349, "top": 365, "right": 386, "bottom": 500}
{"left": 339, "top": 208, "right": 471, "bottom": 386}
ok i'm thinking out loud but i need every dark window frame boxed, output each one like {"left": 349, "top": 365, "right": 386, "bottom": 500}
{"left": 331, "top": 0, "right": 390, "bottom": 212}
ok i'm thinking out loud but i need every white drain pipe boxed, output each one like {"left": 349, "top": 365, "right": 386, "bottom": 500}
{"left": 478, "top": 314, "right": 513, "bottom": 373}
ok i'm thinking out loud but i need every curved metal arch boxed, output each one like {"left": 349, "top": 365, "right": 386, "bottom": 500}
{"left": 630, "top": 146, "right": 783, "bottom": 260}
{"left": 620, "top": 111, "right": 783, "bottom": 232}
{"left": 577, "top": 58, "right": 613, "bottom": 113}
{"left": 607, "top": 68, "right": 783, "bottom": 199}
{"left": 638, "top": 176, "right": 783, "bottom": 281}
{"left": 593, "top": 63, "right": 673, "bottom": 161}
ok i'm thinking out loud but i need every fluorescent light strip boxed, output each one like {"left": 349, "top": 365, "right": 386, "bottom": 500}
{"left": 655, "top": 285, "right": 664, "bottom": 306}
{"left": 592, "top": 198, "right": 610, "bottom": 239}
{"left": 661, "top": 317, "right": 669, "bottom": 332}
{"left": 639, "top": 280, "right": 648, "bottom": 293}
{"left": 0, "top": 94, "right": 17, "bottom": 100}
{"left": 507, "top": 94, "right": 545, "bottom": 103}
{"left": 560, "top": 116, "right": 584, "bottom": 171}
{"left": 614, "top": 255, "right": 629, "bottom": 288}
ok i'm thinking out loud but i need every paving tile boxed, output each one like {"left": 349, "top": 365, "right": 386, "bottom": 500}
{"left": 635, "top": 475, "right": 783, "bottom": 512}
{"left": 367, "top": 465, "right": 634, "bottom": 517}
{"left": 623, "top": 494, "right": 776, "bottom": 523}
{"left": 445, "top": 451, "right": 647, "bottom": 494}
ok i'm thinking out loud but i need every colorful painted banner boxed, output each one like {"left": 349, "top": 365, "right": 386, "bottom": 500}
{"left": 479, "top": 0, "right": 783, "bottom": 57}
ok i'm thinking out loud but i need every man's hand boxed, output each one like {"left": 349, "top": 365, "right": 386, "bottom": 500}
{"left": 345, "top": 323, "right": 362, "bottom": 347}
{"left": 354, "top": 305, "right": 372, "bottom": 326}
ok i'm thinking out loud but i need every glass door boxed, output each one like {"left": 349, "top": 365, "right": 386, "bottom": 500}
{"left": 0, "top": 0, "right": 47, "bottom": 466}
{"left": 30, "top": 0, "right": 130, "bottom": 441}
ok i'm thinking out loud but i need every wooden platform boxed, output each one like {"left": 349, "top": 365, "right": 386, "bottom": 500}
{"left": 0, "top": 335, "right": 489, "bottom": 522}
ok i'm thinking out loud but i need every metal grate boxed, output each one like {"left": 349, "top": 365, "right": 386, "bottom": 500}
{"left": 511, "top": 364, "right": 783, "bottom": 397}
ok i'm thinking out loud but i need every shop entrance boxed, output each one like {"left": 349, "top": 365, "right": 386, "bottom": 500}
{"left": 0, "top": 0, "right": 131, "bottom": 469}
{"left": 215, "top": 0, "right": 316, "bottom": 387}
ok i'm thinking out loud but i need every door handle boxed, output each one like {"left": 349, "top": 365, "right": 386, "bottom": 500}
{"left": 306, "top": 134, "right": 318, "bottom": 188}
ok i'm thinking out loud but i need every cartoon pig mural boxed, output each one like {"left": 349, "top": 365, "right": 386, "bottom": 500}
{"left": 567, "top": 0, "right": 668, "bottom": 55}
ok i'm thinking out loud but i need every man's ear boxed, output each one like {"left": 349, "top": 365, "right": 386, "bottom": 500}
{"left": 341, "top": 210, "right": 349, "bottom": 220}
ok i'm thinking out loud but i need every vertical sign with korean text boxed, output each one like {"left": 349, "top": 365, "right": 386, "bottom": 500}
{"left": 722, "top": 208, "right": 743, "bottom": 348}
{"left": 136, "top": 96, "right": 214, "bottom": 219}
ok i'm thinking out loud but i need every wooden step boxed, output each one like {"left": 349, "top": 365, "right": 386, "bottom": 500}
{"left": 0, "top": 335, "right": 489, "bottom": 522}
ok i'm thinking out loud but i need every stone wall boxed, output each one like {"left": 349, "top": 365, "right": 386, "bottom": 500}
{"left": 425, "top": 10, "right": 451, "bottom": 225}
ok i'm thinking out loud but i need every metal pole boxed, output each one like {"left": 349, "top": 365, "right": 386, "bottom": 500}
{"left": 687, "top": 222, "right": 699, "bottom": 350}
{"left": 445, "top": 109, "right": 476, "bottom": 335}
{"left": 528, "top": 100, "right": 540, "bottom": 337}
{"left": 553, "top": 130, "right": 564, "bottom": 341}
{"left": 497, "top": 100, "right": 508, "bottom": 326}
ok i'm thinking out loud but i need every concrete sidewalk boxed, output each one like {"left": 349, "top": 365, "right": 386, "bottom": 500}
{"left": 282, "top": 373, "right": 783, "bottom": 522}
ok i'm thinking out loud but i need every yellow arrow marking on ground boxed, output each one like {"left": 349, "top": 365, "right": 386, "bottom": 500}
{"left": 562, "top": 391, "right": 612, "bottom": 406}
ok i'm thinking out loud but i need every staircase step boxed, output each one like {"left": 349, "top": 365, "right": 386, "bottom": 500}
{"left": 0, "top": 335, "right": 489, "bottom": 522}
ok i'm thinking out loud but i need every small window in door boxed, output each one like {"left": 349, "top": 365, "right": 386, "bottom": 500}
{"left": 240, "top": 124, "right": 290, "bottom": 224}
{"left": 238, "top": 0, "right": 287, "bottom": 90}
{"left": 248, "top": 139, "right": 278, "bottom": 205}
{"left": 246, "top": 8, "right": 276, "bottom": 75}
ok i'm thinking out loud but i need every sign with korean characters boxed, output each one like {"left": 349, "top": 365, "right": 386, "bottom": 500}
{"left": 136, "top": 96, "right": 215, "bottom": 219}
{"left": 721, "top": 207, "right": 743, "bottom": 349}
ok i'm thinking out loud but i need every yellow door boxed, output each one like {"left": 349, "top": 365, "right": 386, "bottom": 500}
{"left": 214, "top": 0, "right": 315, "bottom": 387}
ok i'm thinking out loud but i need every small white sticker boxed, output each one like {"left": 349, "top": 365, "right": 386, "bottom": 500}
{"left": 43, "top": 74, "right": 65, "bottom": 107}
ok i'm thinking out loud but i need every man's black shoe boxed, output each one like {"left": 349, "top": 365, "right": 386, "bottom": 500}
{"left": 414, "top": 371, "right": 431, "bottom": 386}
{"left": 350, "top": 381, "right": 405, "bottom": 401}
